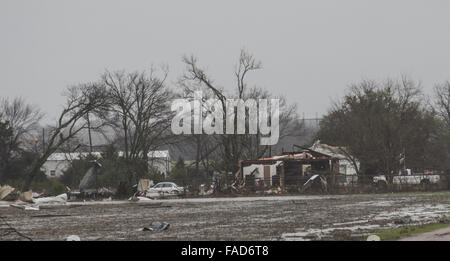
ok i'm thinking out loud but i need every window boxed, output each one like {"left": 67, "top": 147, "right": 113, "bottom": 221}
{"left": 50, "top": 170, "right": 56, "bottom": 177}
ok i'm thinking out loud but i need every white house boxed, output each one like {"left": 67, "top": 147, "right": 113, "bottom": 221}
{"left": 41, "top": 152, "right": 102, "bottom": 178}
{"left": 41, "top": 150, "right": 171, "bottom": 179}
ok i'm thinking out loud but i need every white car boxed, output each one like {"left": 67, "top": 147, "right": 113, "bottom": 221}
{"left": 147, "top": 182, "right": 184, "bottom": 196}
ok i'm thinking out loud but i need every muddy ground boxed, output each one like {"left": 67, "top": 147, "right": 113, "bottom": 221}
{"left": 1, "top": 192, "right": 449, "bottom": 241}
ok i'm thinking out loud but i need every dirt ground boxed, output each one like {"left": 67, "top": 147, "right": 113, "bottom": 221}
{"left": 1, "top": 192, "right": 449, "bottom": 241}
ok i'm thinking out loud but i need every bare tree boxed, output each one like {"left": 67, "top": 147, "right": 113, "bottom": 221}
{"left": 100, "top": 69, "right": 175, "bottom": 161}
{"left": 180, "top": 49, "right": 303, "bottom": 174}
{"left": 0, "top": 97, "right": 44, "bottom": 151}
{"left": 22, "top": 83, "right": 109, "bottom": 190}
{"left": 0, "top": 98, "right": 44, "bottom": 182}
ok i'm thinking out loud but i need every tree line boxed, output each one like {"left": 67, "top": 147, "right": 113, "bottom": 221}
{"left": 0, "top": 50, "right": 302, "bottom": 192}
{"left": 316, "top": 78, "right": 450, "bottom": 177}
{"left": 1, "top": 50, "right": 449, "bottom": 192}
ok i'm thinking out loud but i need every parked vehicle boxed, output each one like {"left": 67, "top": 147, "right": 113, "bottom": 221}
{"left": 147, "top": 182, "right": 185, "bottom": 197}
{"left": 373, "top": 169, "right": 441, "bottom": 190}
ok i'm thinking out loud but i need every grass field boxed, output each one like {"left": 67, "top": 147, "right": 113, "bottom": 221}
{"left": 365, "top": 222, "right": 450, "bottom": 241}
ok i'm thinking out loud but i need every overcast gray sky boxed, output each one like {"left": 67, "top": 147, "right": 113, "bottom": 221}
{"left": 1, "top": 0, "right": 450, "bottom": 122}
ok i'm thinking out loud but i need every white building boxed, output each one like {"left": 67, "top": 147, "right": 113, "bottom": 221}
{"left": 41, "top": 150, "right": 171, "bottom": 178}
{"left": 117, "top": 150, "right": 171, "bottom": 178}
{"left": 147, "top": 150, "right": 171, "bottom": 178}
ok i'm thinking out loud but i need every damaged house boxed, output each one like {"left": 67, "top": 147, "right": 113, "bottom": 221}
{"left": 310, "top": 140, "right": 360, "bottom": 185}
{"left": 238, "top": 141, "right": 360, "bottom": 191}
{"left": 239, "top": 148, "right": 339, "bottom": 191}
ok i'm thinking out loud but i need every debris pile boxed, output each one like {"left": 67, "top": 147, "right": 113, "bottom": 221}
{"left": 32, "top": 193, "right": 68, "bottom": 205}
{"left": 264, "top": 187, "right": 282, "bottom": 195}
{"left": 131, "top": 179, "right": 157, "bottom": 199}
{"left": 0, "top": 184, "right": 68, "bottom": 210}
{"left": 301, "top": 175, "right": 328, "bottom": 193}
{"left": 198, "top": 184, "right": 214, "bottom": 196}
{"left": 0, "top": 185, "right": 20, "bottom": 202}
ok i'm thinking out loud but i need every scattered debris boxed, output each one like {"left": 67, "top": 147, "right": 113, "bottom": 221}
{"left": 32, "top": 193, "right": 68, "bottom": 205}
{"left": 128, "top": 196, "right": 154, "bottom": 202}
{"left": 142, "top": 221, "right": 170, "bottom": 231}
{"left": 19, "top": 190, "right": 33, "bottom": 203}
{"left": 10, "top": 204, "right": 39, "bottom": 211}
{"left": 0, "top": 186, "right": 42, "bottom": 207}
{"left": 72, "top": 161, "right": 114, "bottom": 200}
{"left": 302, "top": 175, "right": 327, "bottom": 192}
{"left": 79, "top": 161, "right": 102, "bottom": 192}
{"left": 137, "top": 196, "right": 153, "bottom": 202}
{"left": 0, "top": 185, "right": 18, "bottom": 201}
{"left": 265, "top": 187, "right": 282, "bottom": 195}
{"left": 32, "top": 192, "right": 42, "bottom": 198}
{"left": 198, "top": 184, "right": 214, "bottom": 196}
{"left": 137, "top": 179, "right": 154, "bottom": 193}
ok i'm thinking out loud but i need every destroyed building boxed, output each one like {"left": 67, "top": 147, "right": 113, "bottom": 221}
{"left": 239, "top": 147, "right": 340, "bottom": 191}
{"left": 238, "top": 141, "right": 361, "bottom": 191}
{"left": 310, "top": 140, "right": 360, "bottom": 185}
